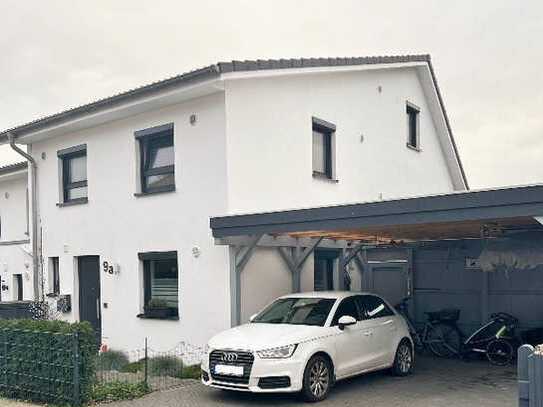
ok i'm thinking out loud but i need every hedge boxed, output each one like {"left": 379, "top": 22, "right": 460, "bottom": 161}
{"left": 0, "top": 319, "right": 97, "bottom": 405}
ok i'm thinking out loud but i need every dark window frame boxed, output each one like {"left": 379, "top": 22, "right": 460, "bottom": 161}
{"left": 51, "top": 257, "right": 60, "bottom": 295}
{"left": 314, "top": 249, "right": 339, "bottom": 291}
{"left": 138, "top": 251, "right": 179, "bottom": 319}
{"left": 406, "top": 102, "right": 420, "bottom": 150}
{"left": 312, "top": 117, "right": 336, "bottom": 180}
{"left": 136, "top": 123, "right": 175, "bottom": 195}
{"left": 15, "top": 274, "right": 23, "bottom": 301}
{"left": 58, "top": 144, "right": 88, "bottom": 204}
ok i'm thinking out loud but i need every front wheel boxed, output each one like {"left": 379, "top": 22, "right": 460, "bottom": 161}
{"left": 302, "top": 355, "right": 333, "bottom": 402}
{"left": 486, "top": 339, "right": 513, "bottom": 366}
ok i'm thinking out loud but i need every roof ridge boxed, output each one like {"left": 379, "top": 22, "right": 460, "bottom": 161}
{"left": 0, "top": 54, "right": 430, "bottom": 140}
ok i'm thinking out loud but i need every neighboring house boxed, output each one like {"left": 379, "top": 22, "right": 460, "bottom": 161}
{"left": 0, "top": 55, "right": 467, "bottom": 350}
{"left": 0, "top": 162, "right": 32, "bottom": 302}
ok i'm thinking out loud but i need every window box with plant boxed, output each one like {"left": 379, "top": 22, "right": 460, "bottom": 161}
{"left": 143, "top": 298, "right": 178, "bottom": 319}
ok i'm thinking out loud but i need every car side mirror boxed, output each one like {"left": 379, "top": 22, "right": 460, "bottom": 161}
{"left": 338, "top": 315, "right": 357, "bottom": 330}
{"left": 249, "top": 313, "right": 257, "bottom": 322}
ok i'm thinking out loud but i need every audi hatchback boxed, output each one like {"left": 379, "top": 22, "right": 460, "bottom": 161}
{"left": 202, "top": 291, "right": 413, "bottom": 402}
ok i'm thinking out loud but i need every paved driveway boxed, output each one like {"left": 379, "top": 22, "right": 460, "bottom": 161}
{"left": 105, "top": 356, "right": 517, "bottom": 407}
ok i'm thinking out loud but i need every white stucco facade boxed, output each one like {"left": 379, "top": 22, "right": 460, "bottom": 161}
{"left": 224, "top": 67, "right": 455, "bottom": 212}
{"left": 2, "top": 59, "right": 466, "bottom": 351}
{"left": 0, "top": 166, "right": 32, "bottom": 302}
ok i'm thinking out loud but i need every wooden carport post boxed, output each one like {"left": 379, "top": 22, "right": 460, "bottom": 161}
{"left": 230, "top": 234, "right": 263, "bottom": 327}
{"left": 339, "top": 242, "right": 367, "bottom": 290}
{"left": 278, "top": 237, "right": 323, "bottom": 292}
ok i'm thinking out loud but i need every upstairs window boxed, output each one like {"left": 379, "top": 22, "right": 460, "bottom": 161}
{"left": 136, "top": 123, "right": 175, "bottom": 195}
{"left": 312, "top": 117, "right": 335, "bottom": 180}
{"left": 58, "top": 144, "right": 88, "bottom": 204}
{"left": 406, "top": 102, "right": 420, "bottom": 150}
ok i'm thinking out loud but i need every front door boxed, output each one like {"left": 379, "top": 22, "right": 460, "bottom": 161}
{"left": 78, "top": 256, "right": 101, "bottom": 342}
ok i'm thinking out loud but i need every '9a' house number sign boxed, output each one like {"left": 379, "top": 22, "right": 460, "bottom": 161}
{"left": 103, "top": 261, "right": 118, "bottom": 275}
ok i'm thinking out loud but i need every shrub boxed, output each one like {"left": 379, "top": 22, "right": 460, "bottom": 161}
{"left": 121, "top": 360, "right": 144, "bottom": 373}
{"left": 148, "top": 355, "right": 183, "bottom": 377}
{"left": 180, "top": 364, "right": 201, "bottom": 379}
{"left": 96, "top": 349, "right": 129, "bottom": 371}
{"left": 91, "top": 381, "right": 149, "bottom": 402}
{"left": 0, "top": 318, "right": 97, "bottom": 405}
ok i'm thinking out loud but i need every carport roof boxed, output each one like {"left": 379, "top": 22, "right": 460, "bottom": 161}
{"left": 210, "top": 184, "right": 543, "bottom": 242}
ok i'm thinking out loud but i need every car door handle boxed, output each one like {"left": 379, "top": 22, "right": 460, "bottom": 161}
{"left": 362, "top": 330, "right": 373, "bottom": 337}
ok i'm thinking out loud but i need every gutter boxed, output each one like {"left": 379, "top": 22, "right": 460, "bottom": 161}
{"left": 8, "top": 132, "right": 40, "bottom": 300}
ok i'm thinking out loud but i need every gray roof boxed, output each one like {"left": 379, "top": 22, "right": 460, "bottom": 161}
{"left": 0, "top": 161, "right": 27, "bottom": 176}
{"left": 210, "top": 184, "right": 543, "bottom": 238}
{"left": 0, "top": 54, "right": 467, "bottom": 187}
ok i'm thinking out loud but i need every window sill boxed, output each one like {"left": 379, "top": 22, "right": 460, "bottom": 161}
{"left": 137, "top": 313, "right": 179, "bottom": 321}
{"left": 134, "top": 187, "right": 176, "bottom": 198}
{"left": 406, "top": 143, "right": 422, "bottom": 152}
{"left": 56, "top": 198, "right": 88, "bottom": 207}
{"left": 312, "top": 172, "right": 339, "bottom": 183}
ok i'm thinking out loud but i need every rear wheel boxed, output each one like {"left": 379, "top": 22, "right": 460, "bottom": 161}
{"left": 392, "top": 340, "right": 413, "bottom": 376}
{"left": 486, "top": 339, "right": 513, "bottom": 366}
{"left": 426, "top": 323, "right": 462, "bottom": 358}
{"left": 302, "top": 355, "right": 333, "bottom": 402}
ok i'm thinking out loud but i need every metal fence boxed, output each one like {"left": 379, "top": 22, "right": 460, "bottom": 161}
{"left": 0, "top": 328, "right": 94, "bottom": 406}
{"left": 518, "top": 344, "right": 543, "bottom": 407}
{"left": 95, "top": 339, "right": 206, "bottom": 392}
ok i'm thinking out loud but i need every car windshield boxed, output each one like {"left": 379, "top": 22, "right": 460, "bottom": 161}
{"left": 252, "top": 297, "right": 336, "bottom": 326}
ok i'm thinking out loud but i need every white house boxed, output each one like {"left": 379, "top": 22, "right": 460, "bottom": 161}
{"left": 0, "top": 162, "right": 32, "bottom": 303}
{"left": 0, "top": 55, "right": 467, "bottom": 351}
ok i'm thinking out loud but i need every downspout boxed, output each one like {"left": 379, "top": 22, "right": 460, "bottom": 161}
{"left": 7, "top": 132, "right": 40, "bottom": 301}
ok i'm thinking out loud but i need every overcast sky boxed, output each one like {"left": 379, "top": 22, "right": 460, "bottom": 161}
{"left": 0, "top": 0, "right": 541, "bottom": 189}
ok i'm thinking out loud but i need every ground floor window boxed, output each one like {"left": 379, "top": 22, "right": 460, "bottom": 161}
{"left": 48, "top": 257, "right": 60, "bottom": 295}
{"left": 13, "top": 274, "right": 23, "bottom": 301}
{"left": 139, "top": 251, "right": 179, "bottom": 319}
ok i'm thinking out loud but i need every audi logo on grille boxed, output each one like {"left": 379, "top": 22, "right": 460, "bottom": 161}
{"left": 221, "top": 352, "right": 238, "bottom": 362}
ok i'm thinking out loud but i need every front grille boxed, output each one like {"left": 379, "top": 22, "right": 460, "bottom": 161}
{"left": 258, "top": 376, "right": 291, "bottom": 389}
{"left": 209, "top": 350, "right": 254, "bottom": 384}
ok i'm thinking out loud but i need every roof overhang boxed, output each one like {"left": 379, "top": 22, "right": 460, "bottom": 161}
{"left": 0, "top": 54, "right": 467, "bottom": 189}
{"left": 0, "top": 66, "right": 223, "bottom": 144}
{"left": 210, "top": 184, "right": 543, "bottom": 243}
{"left": 0, "top": 162, "right": 28, "bottom": 183}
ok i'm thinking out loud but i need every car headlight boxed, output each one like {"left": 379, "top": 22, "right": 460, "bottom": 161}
{"left": 257, "top": 344, "right": 298, "bottom": 359}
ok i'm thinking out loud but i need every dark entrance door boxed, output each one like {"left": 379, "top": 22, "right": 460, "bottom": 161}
{"left": 78, "top": 256, "right": 101, "bottom": 342}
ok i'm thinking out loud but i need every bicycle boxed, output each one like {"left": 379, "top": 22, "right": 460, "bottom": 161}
{"left": 461, "top": 312, "right": 520, "bottom": 366}
{"left": 395, "top": 297, "right": 463, "bottom": 358}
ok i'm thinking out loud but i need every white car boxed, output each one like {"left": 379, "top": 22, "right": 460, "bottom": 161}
{"left": 202, "top": 291, "right": 414, "bottom": 402}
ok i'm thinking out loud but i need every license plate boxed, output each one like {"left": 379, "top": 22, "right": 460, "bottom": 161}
{"left": 214, "top": 364, "right": 244, "bottom": 376}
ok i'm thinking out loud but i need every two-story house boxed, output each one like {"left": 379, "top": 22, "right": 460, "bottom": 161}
{"left": 0, "top": 55, "right": 467, "bottom": 351}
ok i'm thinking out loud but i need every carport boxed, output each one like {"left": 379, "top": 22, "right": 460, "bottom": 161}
{"left": 210, "top": 184, "right": 543, "bottom": 335}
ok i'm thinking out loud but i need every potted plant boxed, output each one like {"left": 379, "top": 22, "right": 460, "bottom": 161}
{"left": 145, "top": 298, "right": 173, "bottom": 318}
